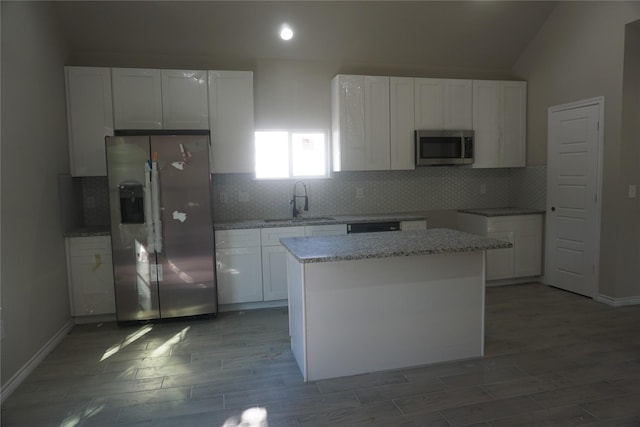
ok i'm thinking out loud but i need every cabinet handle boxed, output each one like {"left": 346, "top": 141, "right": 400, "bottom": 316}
{"left": 551, "top": 207, "right": 556, "bottom": 212}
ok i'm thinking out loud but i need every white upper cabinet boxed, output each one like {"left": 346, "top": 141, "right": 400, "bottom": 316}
{"left": 112, "top": 68, "right": 209, "bottom": 130}
{"left": 364, "top": 76, "right": 391, "bottom": 170}
{"left": 415, "top": 78, "right": 472, "bottom": 130}
{"left": 65, "top": 66, "right": 114, "bottom": 176}
{"left": 332, "top": 74, "right": 392, "bottom": 171}
{"left": 390, "top": 77, "right": 415, "bottom": 170}
{"left": 472, "top": 80, "right": 526, "bottom": 168}
{"left": 112, "top": 68, "right": 163, "bottom": 129}
{"left": 208, "top": 71, "right": 255, "bottom": 174}
{"left": 161, "top": 69, "right": 209, "bottom": 129}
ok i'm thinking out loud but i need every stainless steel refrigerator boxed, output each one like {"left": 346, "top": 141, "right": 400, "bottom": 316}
{"left": 106, "top": 133, "right": 217, "bottom": 321}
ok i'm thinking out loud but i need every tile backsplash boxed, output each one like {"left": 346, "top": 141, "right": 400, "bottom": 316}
{"left": 71, "top": 166, "right": 547, "bottom": 226}
{"left": 212, "top": 167, "right": 515, "bottom": 222}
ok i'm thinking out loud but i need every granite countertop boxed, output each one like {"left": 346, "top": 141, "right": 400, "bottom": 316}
{"left": 458, "top": 207, "right": 546, "bottom": 217}
{"left": 214, "top": 213, "right": 427, "bottom": 230}
{"left": 280, "top": 228, "right": 511, "bottom": 264}
{"left": 64, "top": 226, "right": 111, "bottom": 238}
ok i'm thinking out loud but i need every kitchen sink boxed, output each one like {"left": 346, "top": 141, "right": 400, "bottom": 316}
{"left": 264, "top": 216, "right": 336, "bottom": 223}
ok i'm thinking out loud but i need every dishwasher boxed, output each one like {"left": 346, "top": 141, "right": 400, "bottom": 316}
{"left": 346, "top": 221, "right": 401, "bottom": 233}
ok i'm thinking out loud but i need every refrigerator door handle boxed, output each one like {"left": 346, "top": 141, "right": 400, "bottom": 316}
{"left": 144, "top": 162, "right": 155, "bottom": 253}
{"left": 151, "top": 159, "right": 163, "bottom": 253}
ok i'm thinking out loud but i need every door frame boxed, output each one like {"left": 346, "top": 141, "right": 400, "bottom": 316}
{"left": 545, "top": 96, "right": 604, "bottom": 297}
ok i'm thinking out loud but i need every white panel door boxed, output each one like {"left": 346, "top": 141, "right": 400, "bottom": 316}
{"left": 161, "top": 69, "right": 209, "bottom": 129}
{"left": 414, "top": 78, "right": 444, "bottom": 129}
{"left": 112, "top": 68, "right": 163, "bottom": 129}
{"left": 208, "top": 71, "right": 255, "bottom": 173}
{"left": 364, "top": 76, "right": 390, "bottom": 170}
{"left": 332, "top": 75, "right": 366, "bottom": 171}
{"left": 500, "top": 81, "right": 527, "bottom": 167}
{"left": 216, "top": 247, "right": 263, "bottom": 304}
{"left": 444, "top": 79, "right": 473, "bottom": 130}
{"left": 472, "top": 80, "right": 501, "bottom": 168}
{"left": 546, "top": 100, "right": 602, "bottom": 297}
{"left": 262, "top": 245, "right": 290, "bottom": 301}
{"left": 390, "top": 77, "right": 415, "bottom": 170}
{"left": 65, "top": 67, "right": 114, "bottom": 176}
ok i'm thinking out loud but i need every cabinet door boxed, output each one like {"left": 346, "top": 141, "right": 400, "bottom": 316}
{"left": 332, "top": 75, "right": 366, "bottom": 171}
{"left": 208, "top": 71, "right": 255, "bottom": 173}
{"left": 69, "top": 253, "right": 116, "bottom": 316}
{"left": 414, "top": 78, "right": 444, "bottom": 129}
{"left": 364, "top": 76, "right": 390, "bottom": 170}
{"left": 486, "top": 231, "right": 515, "bottom": 280}
{"left": 216, "top": 247, "right": 263, "bottom": 304}
{"left": 472, "top": 80, "right": 501, "bottom": 168}
{"left": 390, "top": 77, "right": 415, "bottom": 170}
{"left": 112, "top": 68, "right": 163, "bottom": 129}
{"left": 500, "top": 81, "right": 527, "bottom": 167}
{"left": 65, "top": 67, "right": 114, "bottom": 176}
{"left": 305, "top": 224, "right": 347, "bottom": 236}
{"left": 161, "top": 70, "right": 209, "bottom": 130}
{"left": 261, "top": 245, "right": 290, "bottom": 301}
{"left": 444, "top": 79, "right": 473, "bottom": 130}
{"left": 400, "top": 220, "right": 427, "bottom": 231}
{"left": 67, "top": 237, "right": 115, "bottom": 316}
{"left": 513, "top": 215, "right": 542, "bottom": 277}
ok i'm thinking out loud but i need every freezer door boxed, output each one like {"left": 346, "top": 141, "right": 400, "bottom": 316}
{"left": 106, "top": 136, "right": 161, "bottom": 321}
{"left": 150, "top": 135, "right": 217, "bottom": 317}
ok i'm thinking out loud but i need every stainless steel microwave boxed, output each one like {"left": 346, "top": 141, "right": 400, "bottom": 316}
{"left": 415, "top": 130, "right": 474, "bottom": 166}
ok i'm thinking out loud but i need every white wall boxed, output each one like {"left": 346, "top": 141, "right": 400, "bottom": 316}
{"left": 513, "top": 2, "right": 640, "bottom": 298}
{"left": 1, "top": 2, "right": 71, "bottom": 387}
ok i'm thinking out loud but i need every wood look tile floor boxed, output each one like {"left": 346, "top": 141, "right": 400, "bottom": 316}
{"left": 3, "top": 283, "right": 640, "bottom": 426}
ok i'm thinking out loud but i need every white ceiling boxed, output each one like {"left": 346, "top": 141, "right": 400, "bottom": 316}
{"left": 52, "top": 1, "right": 557, "bottom": 72}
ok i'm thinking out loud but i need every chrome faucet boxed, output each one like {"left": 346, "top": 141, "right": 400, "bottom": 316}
{"left": 290, "top": 180, "right": 308, "bottom": 218}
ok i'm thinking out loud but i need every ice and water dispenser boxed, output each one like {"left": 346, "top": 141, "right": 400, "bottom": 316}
{"left": 119, "top": 184, "right": 144, "bottom": 224}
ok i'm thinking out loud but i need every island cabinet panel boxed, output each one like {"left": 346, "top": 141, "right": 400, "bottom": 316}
{"left": 215, "top": 229, "right": 263, "bottom": 304}
{"left": 288, "top": 251, "right": 485, "bottom": 382}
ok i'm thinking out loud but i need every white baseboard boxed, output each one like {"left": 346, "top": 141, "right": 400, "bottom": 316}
{"left": 594, "top": 294, "right": 640, "bottom": 307}
{"left": 486, "top": 276, "right": 543, "bottom": 287}
{"left": 219, "top": 299, "right": 287, "bottom": 313}
{"left": 1, "top": 319, "right": 74, "bottom": 403}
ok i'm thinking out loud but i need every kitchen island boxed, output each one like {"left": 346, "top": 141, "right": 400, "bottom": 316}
{"left": 280, "top": 228, "right": 510, "bottom": 382}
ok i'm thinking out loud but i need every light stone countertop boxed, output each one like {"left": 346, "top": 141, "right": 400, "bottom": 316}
{"left": 214, "top": 213, "right": 427, "bottom": 230}
{"left": 64, "top": 226, "right": 111, "bottom": 238}
{"left": 458, "top": 207, "right": 546, "bottom": 217}
{"left": 280, "top": 228, "right": 512, "bottom": 264}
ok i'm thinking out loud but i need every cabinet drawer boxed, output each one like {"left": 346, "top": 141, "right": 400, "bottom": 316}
{"left": 305, "top": 224, "right": 347, "bottom": 237}
{"left": 486, "top": 215, "right": 542, "bottom": 233}
{"left": 261, "top": 226, "right": 305, "bottom": 246}
{"left": 215, "top": 229, "right": 260, "bottom": 249}
{"left": 67, "top": 236, "right": 112, "bottom": 257}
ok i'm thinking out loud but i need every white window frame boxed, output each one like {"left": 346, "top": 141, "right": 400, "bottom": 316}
{"left": 254, "top": 129, "right": 330, "bottom": 180}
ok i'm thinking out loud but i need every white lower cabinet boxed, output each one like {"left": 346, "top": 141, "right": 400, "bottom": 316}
{"left": 66, "top": 236, "right": 115, "bottom": 317}
{"left": 215, "top": 229, "right": 263, "bottom": 304}
{"left": 261, "top": 227, "right": 306, "bottom": 301}
{"left": 216, "top": 224, "right": 349, "bottom": 306}
{"left": 457, "top": 213, "right": 543, "bottom": 281}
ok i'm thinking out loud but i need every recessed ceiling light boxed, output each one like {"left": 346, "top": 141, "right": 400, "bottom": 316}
{"left": 280, "top": 24, "right": 294, "bottom": 41}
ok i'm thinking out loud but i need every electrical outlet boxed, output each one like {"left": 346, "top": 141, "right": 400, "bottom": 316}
{"left": 480, "top": 184, "right": 487, "bottom": 194}
{"left": 238, "top": 192, "right": 249, "bottom": 203}
{"left": 356, "top": 188, "right": 364, "bottom": 199}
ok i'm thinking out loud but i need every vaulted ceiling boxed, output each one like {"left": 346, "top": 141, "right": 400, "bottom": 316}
{"left": 52, "top": 1, "right": 557, "bottom": 73}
